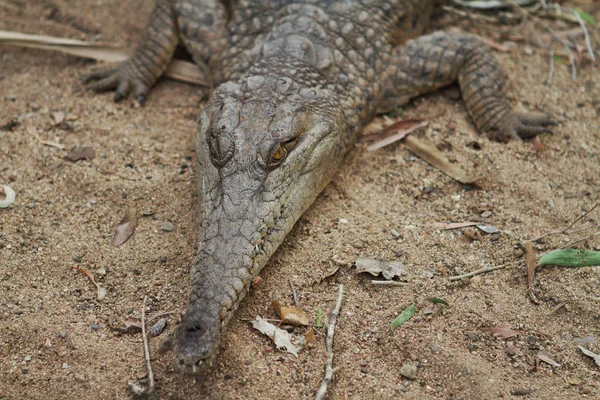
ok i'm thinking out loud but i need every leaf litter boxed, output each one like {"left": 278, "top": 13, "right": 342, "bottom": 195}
{"left": 482, "top": 327, "right": 520, "bottom": 339}
{"left": 251, "top": 316, "right": 303, "bottom": 356}
{"left": 113, "top": 207, "right": 138, "bottom": 247}
{"left": 68, "top": 265, "right": 106, "bottom": 301}
{"left": 355, "top": 258, "right": 406, "bottom": 280}
{"left": 272, "top": 300, "right": 310, "bottom": 327}
{"left": 390, "top": 304, "right": 416, "bottom": 330}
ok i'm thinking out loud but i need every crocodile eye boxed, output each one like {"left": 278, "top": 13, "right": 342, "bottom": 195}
{"left": 209, "top": 140, "right": 219, "bottom": 162}
{"left": 272, "top": 145, "right": 285, "bottom": 161}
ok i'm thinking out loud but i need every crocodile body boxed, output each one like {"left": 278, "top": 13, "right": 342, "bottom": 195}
{"left": 84, "top": 0, "right": 554, "bottom": 373}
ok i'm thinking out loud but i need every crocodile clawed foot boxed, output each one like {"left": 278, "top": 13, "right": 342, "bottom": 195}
{"left": 487, "top": 111, "right": 557, "bottom": 142}
{"left": 81, "top": 62, "right": 150, "bottom": 105}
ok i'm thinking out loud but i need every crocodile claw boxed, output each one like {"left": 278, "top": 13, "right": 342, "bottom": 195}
{"left": 488, "top": 111, "right": 557, "bottom": 142}
{"left": 82, "top": 61, "right": 150, "bottom": 105}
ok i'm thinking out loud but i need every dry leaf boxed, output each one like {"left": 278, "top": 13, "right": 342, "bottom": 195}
{"left": 363, "top": 120, "right": 428, "bottom": 151}
{"left": 355, "top": 258, "right": 406, "bottom": 280}
{"left": 65, "top": 146, "right": 95, "bottom": 162}
{"left": 482, "top": 327, "right": 520, "bottom": 339}
{"left": 113, "top": 207, "right": 138, "bottom": 247}
{"left": 251, "top": 316, "right": 303, "bottom": 356}
{"left": 51, "top": 111, "right": 65, "bottom": 125}
{"left": 68, "top": 265, "right": 106, "bottom": 301}
{"left": 403, "top": 135, "right": 480, "bottom": 184}
{"left": 114, "top": 319, "right": 143, "bottom": 334}
{"left": 0, "top": 30, "right": 207, "bottom": 86}
{"left": 272, "top": 300, "right": 310, "bottom": 327}
{"left": 526, "top": 242, "right": 540, "bottom": 304}
{"left": 537, "top": 352, "right": 561, "bottom": 367}
{"left": 579, "top": 346, "right": 600, "bottom": 367}
{"left": 0, "top": 185, "right": 16, "bottom": 208}
{"left": 304, "top": 328, "right": 316, "bottom": 345}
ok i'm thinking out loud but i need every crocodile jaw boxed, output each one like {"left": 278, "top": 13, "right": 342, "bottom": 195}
{"left": 174, "top": 69, "right": 348, "bottom": 372}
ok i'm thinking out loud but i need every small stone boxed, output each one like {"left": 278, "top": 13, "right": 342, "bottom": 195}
{"left": 74, "top": 373, "right": 86, "bottom": 382}
{"left": 394, "top": 249, "right": 404, "bottom": 257}
{"left": 480, "top": 210, "right": 492, "bottom": 218}
{"left": 24, "top": 355, "right": 32, "bottom": 362}
{"left": 72, "top": 255, "right": 82, "bottom": 263}
{"left": 90, "top": 322, "right": 102, "bottom": 331}
{"left": 400, "top": 363, "right": 417, "bottom": 380}
{"left": 59, "top": 331, "right": 68, "bottom": 339}
{"left": 465, "top": 331, "right": 479, "bottom": 342}
{"left": 96, "top": 267, "right": 106, "bottom": 276}
{"left": 390, "top": 229, "right": 400, "bottom": 238}
{"left": 430, "top": 343, "right": 441, "bottom": 353}
{"left": 338, "top": 218, "right": 349, "bottom": 224}
{"left": 62, "top": 362, "right": 69, "bottom": 369}
{"left": 506, "top": 341, "right": 516, "bottom": 357}
{"left": 451, "top": 195, "right": 461, "bottom": 202}
{"left": 26, "top": 202, "right": 36, "bottom": 209}
{"left": 161, "top": 221, "right": 174, "bottom": 232}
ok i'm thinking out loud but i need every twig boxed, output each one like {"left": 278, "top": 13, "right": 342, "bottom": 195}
{"left": 546, "top": 48, "right": 555, "bottom": 86}
{"left": 128, "top": 296, "right": 156, "bottom": 397}
{"left": 572, "top": 9, "right": 596, "bottom": 62}
{"left": 529, "top": 203, "right": 599, "bottom": 243}
{"left": 289, "top": 278, "right": 299, "bottom": 306}
{"left": 141, "top": 296, "right": 154, "bottom": 394}
{"left": 525, "top": 242, "right": 541, "bottom": 304}
{"left": 371, "top": 281, "right": 409, "bottom": 287}
{"left": 449, "top": 264, "right": 508, "bottom": 281}
{"left": 146, "top": 310, "right": 177, "bottom": 325}
{"left": 557, "top": 230, "right": 600, "bottom": 250}
{"left": 315, "top": 284, "right": 344, "bottom": 400}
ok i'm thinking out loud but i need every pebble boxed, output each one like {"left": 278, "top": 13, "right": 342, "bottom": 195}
{"left": 451, "top": 195, "right": 461, "bottom": 202}
{"left": 465, "top": 331, "right": 479, "bottom": 342}
{"left": 62, "top": 362, "right": 69, "bottom": 369}
{"left": 399, "top": 363, "right": 417, "bottom": 380}
{"left": 161, "top": 222, "right": 175, "bottom": 232}
{"left": 390, "top": 229, "right": 400, "bottom": 238}
{"left": 480, "top": 211, "right": 492, "bottom": 218}
{"left": 24, "top": 355, "right": 32, "bottom": 362}
{"left": 59, "top": 331, "right": 68, "bottom": 339}
{"left": 72, "top": 255, "right": 82, "bottom": 263}
{"left": 430, "top": 343, "right": 441, "bottom": 353}
{"left": 74, "top": 373, "right": 86, "bottom": 382}
{"left": 90, "top": 322, "right": 102, "bottom": 331}
{"left": 26, "top": 203, "right": 36, "bottom": 209}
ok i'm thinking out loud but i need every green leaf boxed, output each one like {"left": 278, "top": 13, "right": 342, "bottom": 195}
{"left": 390, "top": 304, "right": 416, "bottom": 330}
{"left": 426, "top": 297, "right": 449, "bottom": 306}
{"left": 315, "top": 307, "right": 323, "bottom": 328}
{"left": 538, "top": 249, "right": 600, "bottom": 267}
{"left": 553, "top": 55, "right": 564, "bottom": 64}
{"left": 575, "top": 8, "right": 596, "bottom": 27}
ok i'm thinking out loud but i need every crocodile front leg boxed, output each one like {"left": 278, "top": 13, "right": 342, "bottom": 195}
{"left": 82, "top": 0, "right": 179, "bottom": 103}
{"left": 386, "top": 31, "right": 556, "bottom": 140}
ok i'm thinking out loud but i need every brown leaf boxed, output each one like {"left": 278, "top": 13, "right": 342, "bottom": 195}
{"left": 304, "top": 328, "right": 316, "bottom": 345}
{"left": 68, "top": 265, "right": 105, "bottom": 301}
{"left": 537, "top": 352, "right": 561, "bottom": 367}
{"left": 482, "top": 327, "right": 520, "bottom": 339}
{"left": 51, "top": 111, "right": 65, "bottom": 125}
{"left": 272, "top": 300, "right": 310, "bottom": 327}
{"left": 363, "top": 120, "right": 428, "bottom": 151}
{"left": 403, "top": 135, "right": 480, "bottom": 184}
{"left": 65, "top": 146, "right": 95, "bottom": 162}
{"left": 114, "top": 319, "right": 143, "bottom": 334}
{"left": 112, "top": 207, "right": 138, "bottom": 247}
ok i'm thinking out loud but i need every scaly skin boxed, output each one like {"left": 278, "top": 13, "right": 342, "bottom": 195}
{"left": 83, "top": 0, "right": 556, "bottom": 373}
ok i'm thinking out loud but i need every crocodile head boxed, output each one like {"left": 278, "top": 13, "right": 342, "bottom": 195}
{"left": 174, "top": 58, "right": 350, "bottom": 373}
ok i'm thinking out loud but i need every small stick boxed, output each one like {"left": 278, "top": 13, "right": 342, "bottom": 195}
{"left": 146, "top": 310, "right": 177, "bottom": 325}
{"left": 289, "top": 278, "right": 299, "bottom": 306}
{"left": 557, "top": 230, "right": 600, "bottom": 250}
{"left": 529, "top": 203, "right": 599, "bottom": 243}
{"left": 141, "top": 296, "right": 154, "bottom": 393}
{"left": 546, "top": 48, "right": 555, "bottom": 86}
{"left": 525, "top": 242, "right": 540, "bottom": 304}
{"left": 572, "top": 9, "right": 596, "bottom": 62}
{"left": 449, "top": 264, "right": 508, "bottom": 281}
{"left": 371, "top": 281, "right": 409, "bottom": 287}
{"left": 315, "top": 284, "right": 344, "bottom": 400}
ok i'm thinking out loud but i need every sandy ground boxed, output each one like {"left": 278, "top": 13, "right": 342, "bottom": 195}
{"left": 1, "top": 1, "right": 600, "bottom": 399}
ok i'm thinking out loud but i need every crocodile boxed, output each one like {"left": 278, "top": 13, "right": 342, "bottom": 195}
{"left": 83, "top": 0, "right": 555, "bottom": 373}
